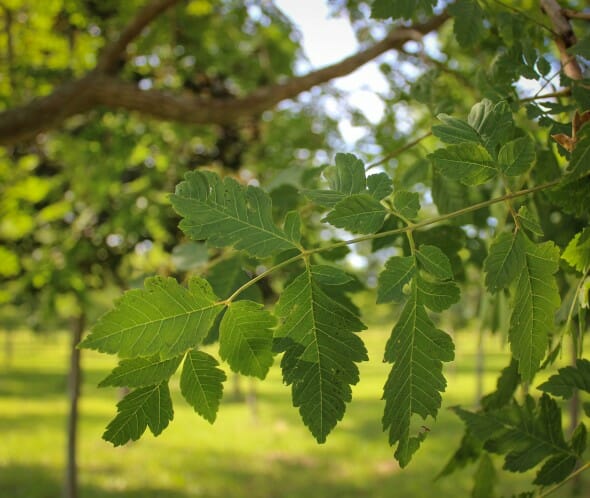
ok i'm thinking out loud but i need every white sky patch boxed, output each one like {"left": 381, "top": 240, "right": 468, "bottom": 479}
{"left": 275, "top": 0, "right": 388, "bottom": 137}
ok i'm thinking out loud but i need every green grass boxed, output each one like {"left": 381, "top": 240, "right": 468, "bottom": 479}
{"left": 0, "top": 326, "right": 586, "bottom": 498}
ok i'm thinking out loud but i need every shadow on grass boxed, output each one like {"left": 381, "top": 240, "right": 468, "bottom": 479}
{"left": 0, "top": 464, "right": 191, "bottom": 498}
{"left": 0, "top": 369, "right": 67, "bottom": 398}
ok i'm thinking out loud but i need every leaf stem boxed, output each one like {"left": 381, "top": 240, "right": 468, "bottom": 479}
{"left": 224, "top": 177, "right": 568, "bottom": 303}
{"left": 366, "top": 132, "right": 432, "bottom": 171}
{"left": 537, "top": 461, "right": 590, "bottom": 498}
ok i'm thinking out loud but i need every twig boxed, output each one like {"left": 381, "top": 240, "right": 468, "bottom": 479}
{"left": 366, "top": 132, "right": 432, "bottom": 170}
{"left": 519, "top": 88, "right": 571, "bottom": 103}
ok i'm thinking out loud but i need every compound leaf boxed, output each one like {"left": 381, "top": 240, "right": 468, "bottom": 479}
{"left": 367, "top": 172, "right": 394, "bottom": 200}
{"left": 509, "top": 236, "right": 561, "bottom": 382}
{"left": 562, "top": 229, "right": 590, "bottom": 272}
{"left": 99, "top": 355, "right": 183, "bottom": 388}
{"left": 81, "top": 276, "right": 223, "bottom": 360}
{"left": 180, "top": 350, "right": 226, "bottom": 423}
{"left": 417, "top": 276, "right": 460, "bottom": 312}
{"left": 393, "top": 191, "right": 420, "bottom": 220}
{"left": 449, "top": 0, "right": 485, "bottom": 47}
{"left": 103, "top": 383, "right": 173, "bottom": 446}
{"left": 170, "top": 170, "right": 299, "bottom": 258}
{"left": 371, "top": 0, "right": 436, "bottom": 19}
{"left": 275, "top": 267, "right": 368, "bottom": 443}
{"left": 219, "top": 300, "right": 276, "bottom": 379}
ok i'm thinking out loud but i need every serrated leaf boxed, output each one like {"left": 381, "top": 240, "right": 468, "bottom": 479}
{"left": 517, "top": 206, "right": 544, "bottom": 237}
{"left": 99, "top": 355, "right": 182, "bottom": 388}
{"left": 437, "top": 432, "right": 482, "bottom": 479}
{"left": 537, "top": 359, "right": 590, "bottom": 399}
{"left": 170, "top": 170, "right": 299, "bottom": 258}
{"left": 393, "top": 191, "right": 420, "bottom": 219}
{"left": 103, "top": 383, "right": 173, "bottom": 446}
{"left": 367, "top": 172, "right": 393, "bottom": 200}
{"left": 453, "top": 395, "right": 576, "bottom": 484}
{"left": 417, "top": 276, "right": 460, "bottom": 312}
{"left": 382, "top": 288, "right": 454, "bottom": 467}
{"left": 432, "top": 114, "right": 482, "bottom": 144}
{"left": 468, "top": 100, "right": 514, "bottom": 155}
{"left": 275, "top": 267, "right": 368, "bottom": 443}
{"left": 311, "top": 265, "right": 355, "bottom": 286}
{"left": 533, "top": 454, "right": 578, "bottom": 486}
{"left": 571, "top": 423, "right": 587, "bottom": 456}
{"left": 509, "top": 235, "right": 561, "bottom": 382}
{"left": 80, "top": 276, "right": 223, "bottom": 360}
{"left": 302, "top": 189, "right": 346, "bottom": 208}
{"left": 219, "top": 300, "right": 276, "bottom": 379}
{"left": 371, "top": 0, "right": 436, "bottom": 19}
{"left": 429, "top": 144, "right": 497, "bottom": 185}
{"left": 377, "top": 256, "right": 416, "bottom": 303}
{"left": 562, "top": 229, "right": 590, "bottom": 272}
{"left": 417, "top": 245, "right": 453, "bottom": 280}
{"left": 481, "top": 359, "right": 520, "bottom": 411}
{"left": 326, "top": 153, "right": 366, "bottom": 194}
{"left": 323, "top": 193, "right": 387, "bottom": 234}
{"left": 284, "top": 210, "right": 302, "bottom": 244}
{"left": 484, "top": 232, "right": 525, "bottom": 293}
{"left": 180, "top": 350, "right": 226, "bottom": 423}
{"left": 498, "top": 137, "right": 536, "bottom": 176}
{"left": 472, "top": 453, "right": 497, "bottom": 498}
{"left": 449, "top": 0, "right": 485, "bottom": 47}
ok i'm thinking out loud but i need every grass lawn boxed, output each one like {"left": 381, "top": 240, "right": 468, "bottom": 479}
{"left": 0, "top": 325, "right": 586, "bottom": 498}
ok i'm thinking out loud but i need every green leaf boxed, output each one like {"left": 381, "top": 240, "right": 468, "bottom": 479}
{"left": 517, "top": 206, "right": 544, "bottom": 237}
{"left": 481, "top": 359, "right": 520, "bottom": 411}
{"left": 80, "top": 277, "right": 224, "bottom": 360}
{"left": 417, "top": 276, "right": 460, "bottom": 312}
{"left": 568, "top": 35, "right": 590, "bottom": 59}
{"left": 171, "top": 242, "right": 208, "bottom": 271}
{"left": 207, "top": 256, "right": 260, "bottom": 301}
{"left": 393, "top": 191, "right": 420, "bottom": 220}
{"left": 509, "top": 235, "right": 561, "bottom": 381}
{"left": 180, "top": 350, "right": 226, "bottom": 423}
{"left": 323, "top": 193, "right": 387, "bottom": 234}
{"left": 219, "top": 300, "right": 276, "bottom": 379}
{"left": 468, "top": 100, "right": 514, "bottom": 155}
{"left": 472, "top": 453, "right": 497, "bottom": 498}
{"left": 284, "top": 210, "right": 302, "bottom": 244}
{"left": 498, "top": 137, "right": 536, "bottom": 176}
{"left": 99, "top": 355, "right": 182, "bottom": 388}
{"left": 326, "top": 153, "right": 366, "bottom": 194}
{"left": 275, "top": 267, "right": 368, "bottom": 443}
{"left": 311, "top": 265, "right": 355, "bottom": 286}
{"left": 562, "top": 229, "right": 590, "bottom": 272}
{"left": 170, "top": 170, "right": 299, "bottom": 258}
{"left": 449, "top": 0, "right": 485, "bottom": 47}
{"left": 484, "top": 232, "right": 525, "bottom": 293}
{"left": 371, "top": 0, "right": 436, "bottom": 19}
{"left": 428, "top": 144, "right": 497, "bottom": 185}
{"left": 367, "top": 172, "right": 393, "bottom": 200}
{"left": 377, "top": 256, "right": 416, "bottom": 303}
{"left": 382, "top": 287, "right": 455, "bottom": 467}
{"left": 437, "top": 432, "right": 482, "bottom": 479}
{"left": 302, "top": 189, "right": 346, "bottom": 208}
{"left": 432, "top": 114, "right": 482, "bottom": 145}
{"left": 453, "top": 395, "right": 576, "bottom": 484}
{"left": 416, "top": 245, "right": 453, "bottom": 280}
{"left": 103, "top": 383, "right": 173, "bottom": 446}
{"left": 537, "top": 359, "right": 590, "bottom": 399}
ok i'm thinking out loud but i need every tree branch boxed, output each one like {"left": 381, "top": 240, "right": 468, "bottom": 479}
{"left": 96, "top": 0, "right": 181, "bottom": 73}
{"left": 0, "top": 10, "right": 449, "bottom": 145}
{"left": 540, "top": 0, "right": 583, "bottom": 80}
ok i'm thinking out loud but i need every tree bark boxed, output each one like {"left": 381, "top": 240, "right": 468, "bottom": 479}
{"left": 65, "top": 311, "right": 85, "bottom": 498}
{"left": 0, "top": 9, "right": 448, "bottom": 145}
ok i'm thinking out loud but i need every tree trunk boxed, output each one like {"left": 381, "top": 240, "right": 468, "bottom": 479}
{"left": 65, "top": 311, "right": 85, "bottom": 498}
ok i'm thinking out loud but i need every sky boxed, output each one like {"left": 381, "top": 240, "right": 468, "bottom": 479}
{"left": 273, "top": 0, "right": 389, "bottom": 138}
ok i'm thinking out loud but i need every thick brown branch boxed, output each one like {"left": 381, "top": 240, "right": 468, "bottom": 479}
{"left": 96, "top": 0, "right": 180, "bottom": 73}
{"left": 540, "top": 0, "right": 583, "bottom": 80}
{"left": 0, "top": 12, "right": 449, "bottom": 145}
